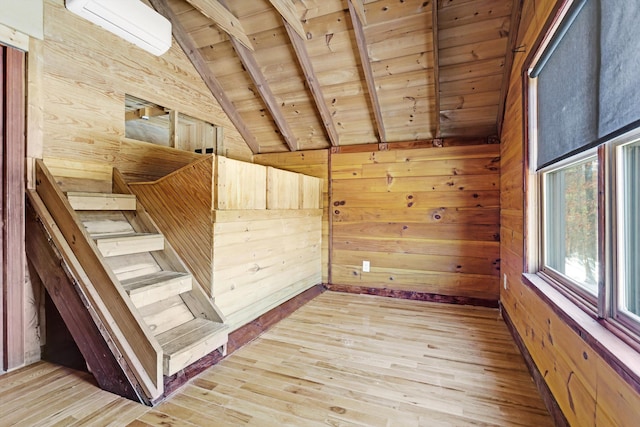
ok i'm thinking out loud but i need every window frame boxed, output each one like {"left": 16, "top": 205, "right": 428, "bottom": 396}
{"left": 612, "top": 136, "right": 640, "bottom": 335}
{"left": 537, "top": 149, "right": 601, "bottom": 310}
{"left": 524, "top": 0, "right": 640, "bottom": 343}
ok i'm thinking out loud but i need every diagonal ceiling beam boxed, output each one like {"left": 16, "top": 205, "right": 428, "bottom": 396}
{"left": 347, "top": 0, "right": 387, "bottom": 143}
{"left": 350, "top": 0, "right": 367, "bottom": 26}
{"left": 149, "top": 0, "right": 260, "bottom": 153}
{"left": 268, "top": 0, "right": 339, "bottom": 146}
{"left": 280, "top": 18, "right": 340, "bottom": 146}
{"left": 218, "top": 0, "right": 299, "bottom": 152}
{"left": 497, "top": 0, "right": 524, "bottom": 137}
{"left": 184, "top": 0, "right": 254, "bottom": 51}
{"left": 431, "top": 0, "right": 441, "bottom": 139}
{"left": 268, "top": 0, "right": 306, "bottom": 39}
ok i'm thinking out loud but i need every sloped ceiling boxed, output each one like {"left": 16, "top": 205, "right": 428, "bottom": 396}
{"left": 149, "top": 0, "right": 519, "bottom": 154}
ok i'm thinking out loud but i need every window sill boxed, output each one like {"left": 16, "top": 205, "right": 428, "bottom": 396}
{"left": 522, "top": 273, "right": 640, "bottom": 393}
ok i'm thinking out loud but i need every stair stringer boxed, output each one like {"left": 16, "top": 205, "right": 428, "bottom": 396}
{"left": 26, "top": 190, "right": 149, "bottom": 404}
{"left": 34, "top": 159, "right": 164, "bottom": 402}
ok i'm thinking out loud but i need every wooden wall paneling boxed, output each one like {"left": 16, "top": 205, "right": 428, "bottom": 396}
{"left": 2, "top": 45, "right": 25, "bottom": 371}
{"left": 216, "top": 156, "right": 267, "bottom": 210}
{"left": 112, "top": 168, "right": 224, "bottom": 324}
{"left": 252, "top": 150, "right": 330, "bottom": 283}
{"left": 500, "top": 0, "right": 640, "bottom": 423}
{"left": 40, "top": 0, "right": 252, "bottom": 175}
{"left": 128, "top": 153, "right": 323, "bottom": 331}
{"left": 115, "top": 139, "right": 203, "bottom": 183}
{"left": 299, "top": 174, "right": 323, "bottom": 209}
{"left": 331, "top": 143, "right": 500, "bottom": 302}
{"left": 266, "top": 167, "right": 299, "bottom": 209}
{"left": 43, "top": 157, "right": 113, "bottom": 193}
{"left": 128, "top": 156, "right": 215, "bottom": 296}
{"left": 212, "top": 210, "right": 322, "bottom": 330}
{"left": 26, "top": 38, "right": 44, "bottom": 191}
{"left": 1, "top": 44, "right": 5, "bottom": 372}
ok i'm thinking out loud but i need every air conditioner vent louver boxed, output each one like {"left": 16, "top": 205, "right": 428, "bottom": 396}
{"left": 66, "top": 0, "right": 172, "bottom": 56}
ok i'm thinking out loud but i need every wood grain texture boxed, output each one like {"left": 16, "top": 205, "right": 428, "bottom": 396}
{"left": 331, "top": 143, "right": 500, "bottom": 301}
{"left": 213, "top": 209, "right": 322, "bottom": 330}
{"left": 253, "top": 150, "right": 330, "bottom": 283}
{"left": 39, "top": 0, "right": 252, "bottom": 170}
{"left": 116, "top": 139, "right": 204, "bottom": 183}
{"left": 33, "top": 161, "right": 163, "bottom": 399}
{"left": 216, "top": 156, "right": 267, "bottom": 210}
{"left": 25, "top": 196, "right": 143, "bottom": 403}
{"left": 500, "top": 0, "right": 640, "bottom": 424}
{"left": 130, "top": 155, "right": 323, "bottom": 330}
{"left": 0, "top": 292, "right": 553, "bottom": 426}
{"left": 348, "top": 0, "right": 386, "bottom": 143}
{"left": 2, "top": 45, "right": 26, "bottom": 371}
{"left": 129, "top": 156, "right": 215, "bottom": 295}
{"left": 266, "top": 167, "right": 300, "bottom": 209}
{"left": 163, "top": 284, "right": 325, "bottom": 398}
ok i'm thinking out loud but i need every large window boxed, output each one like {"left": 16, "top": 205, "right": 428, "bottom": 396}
{"left": 543, "top": 154, "right": 599, "bottom": 297}
{"left": 618, "top": 141, "right": 640, "bottom": 327}
{"left": 529, "top": 0, "right": 640, "bottom": 339}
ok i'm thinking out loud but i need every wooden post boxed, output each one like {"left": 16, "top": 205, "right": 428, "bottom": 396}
{"left": 2, "top": 44, "right": 26, "bottom": 372}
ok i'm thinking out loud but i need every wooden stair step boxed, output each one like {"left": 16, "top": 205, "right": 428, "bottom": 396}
{"left": 67, "top": 191, "right": 136, "bottom": 211}
{"left": 139, "top": 295, "right": 194, "bottom": 336}
{"left": 104, "top": 252, "right": 162, "bottom": 282}
{"left": 157, "top": 318, "right": 229, "bottom": 376}
{"left": 93, "top": 233, "right": 164, "bottom": 257}
{"left": 121, "top": 271, "right": 192, "bottom": 308}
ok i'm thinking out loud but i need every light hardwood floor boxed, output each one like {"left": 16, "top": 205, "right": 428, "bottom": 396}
{"left": 0, "top": 292, "right": 553, "bottom": 426}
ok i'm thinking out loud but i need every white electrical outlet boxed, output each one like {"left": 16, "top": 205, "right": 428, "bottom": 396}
{"left": 503, "top": 273, "right": 508, "bottom": 290}
{"left": 362, "top": 260, "right": 370, "bottom": 272}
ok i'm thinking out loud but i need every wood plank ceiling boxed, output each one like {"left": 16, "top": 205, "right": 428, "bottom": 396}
{"left": 148, "top": 0, "right": 517, "bottom": 154}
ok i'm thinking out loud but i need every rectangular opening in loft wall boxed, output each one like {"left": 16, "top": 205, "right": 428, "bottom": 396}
{"left": 124, "top": 94, "right": 222, "bottom": 154}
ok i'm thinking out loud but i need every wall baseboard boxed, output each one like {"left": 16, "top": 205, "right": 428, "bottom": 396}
{"left": 325, "top": 284, "right": 498, "bottom": 308}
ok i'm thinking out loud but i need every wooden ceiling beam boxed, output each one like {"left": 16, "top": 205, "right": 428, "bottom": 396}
{"left": 268, "top": 0, "right": 306, "bottom": 39}
{"left": 267, "top": 0, "right": 339, "bottom": 146}
{"left": 282, "top": 20, "right": 340, "bottom": 147}
{"left": 229, "top": 37, "right": 299, "bottom": 151}
{"left": 347, "top": 0, "right": 386, "bottom": 143}
{"left": 218, "top": 0, "right": 299, "bottom": 152}
{"left": 184, "top": 0, "right": 254, "bottom": 51}
{"left": 432, "top": 0, "right": 441, "bottom": 139}
{"left": 149, "top": 0, "right": 261, "bottom": 153}
{"left": 350, "top": 0, "right": 367, "bottom": 26}
{"left": 497, "top": 0, "right": 524, "bottom": 137}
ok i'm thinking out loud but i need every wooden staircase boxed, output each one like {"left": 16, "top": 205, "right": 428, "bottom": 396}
{"left": 66, "top": 190, "right": 228, "bottom": 377}
{"left": 27, "top": 159, "right": 231, "bottom": 403}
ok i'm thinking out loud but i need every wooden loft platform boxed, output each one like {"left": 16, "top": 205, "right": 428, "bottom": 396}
{"left": 129, "top": 155, "right": 324, "bottom": 331}
{"left": 0, "top": 292, "right": 553, "bottom": 426}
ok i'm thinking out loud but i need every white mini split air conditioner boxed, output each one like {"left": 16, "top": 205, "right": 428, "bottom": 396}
{"left": 66, "top": 0, "right": 172, "bottom": 56}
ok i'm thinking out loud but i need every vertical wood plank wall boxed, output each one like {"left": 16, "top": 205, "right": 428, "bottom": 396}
{"left": 330, "top": 144, "right": 501, "bottom": 303}
{"left": 253, "top": 150, "right": 330, "bottom": 283}
{"left": 130, "top": 155, "right": 323, "bottom": 332}
{"left": 500, "top": 0, "right": 640, "bottom": 425}
{"left": 1, "top": 45, "right": 26, "bottom": 371}
{"left": 35, "top": 0, "right": 253, "bottom": 177}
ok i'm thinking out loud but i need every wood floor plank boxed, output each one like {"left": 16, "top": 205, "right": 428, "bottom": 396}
{"left": 0, "top": 291, "right": 553, "bottom": 426}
